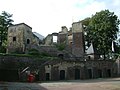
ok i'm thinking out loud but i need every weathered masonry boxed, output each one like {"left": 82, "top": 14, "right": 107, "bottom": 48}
{"left": 0, "top": 56, "right": 117, "bottom": 81}
{"left": 7, "top": 23, "right": 40, "bottom": 54}
{"left": 44, "top": 60, "right": 116, "bottom": 81}
{"left": 2, "top": 21, "right": 118, "bottom": 82}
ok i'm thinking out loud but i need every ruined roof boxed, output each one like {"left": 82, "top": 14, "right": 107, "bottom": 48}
{"left": 33, "top": 32, "right": 44, "bottom": 40}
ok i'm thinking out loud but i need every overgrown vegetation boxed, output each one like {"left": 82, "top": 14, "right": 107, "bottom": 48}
{"left": 0, "top": 46, "right": 6, "bottom": 53}
{"left": 0, "top": 53, "right": 58, "bottom": 60}
{"left": 55, "top": 43, "right": 66, "bottom": 51}
{"left": 28, "top": 48, "right": 52, "bottom": 57}
{"left": 0, "top": 11, "right": 13, "bottom": 53}
{"left": 28, "top": 49, "right": 40, "bottom": 55}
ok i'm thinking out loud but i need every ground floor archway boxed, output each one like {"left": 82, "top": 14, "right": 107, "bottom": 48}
{"left": 75, "top": 69, "right": 80, "bottom": 79}
{"left": 60, "top": 70, "right": 65, "bottom": 80}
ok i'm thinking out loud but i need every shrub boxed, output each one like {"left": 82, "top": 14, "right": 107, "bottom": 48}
{"left": 55, "top": 43, "right": 65, "bottom": 51}
{"left": 0, "top": 46, "right": 6, "bottom": 53}
{"left": 28, "top": 49, "right": 40, "bottom": 55}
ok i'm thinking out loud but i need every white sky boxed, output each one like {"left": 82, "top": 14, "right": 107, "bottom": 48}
{"left": 0, "top": 0, "right": 120, "bottom": 37}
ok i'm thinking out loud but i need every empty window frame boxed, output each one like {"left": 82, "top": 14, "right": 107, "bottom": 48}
{"left": 13, "top": 37, "right": 16, "bottom": 41}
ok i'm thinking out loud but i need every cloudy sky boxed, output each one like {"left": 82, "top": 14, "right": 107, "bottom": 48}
{"left": 0, "top": 0, "right": 120, "bottom": 37}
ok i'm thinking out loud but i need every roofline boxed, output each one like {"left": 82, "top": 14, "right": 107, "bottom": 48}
{"left": 33, "top": 33, "right": 41, "bottom": 40}
{"left": 8, "top": 23, "right": 32, "bottom": 29}
{"left": 72, "top": 21, "right": 82, "bottom": 25}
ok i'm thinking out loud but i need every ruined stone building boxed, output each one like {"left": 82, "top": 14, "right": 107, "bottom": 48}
{"left": 42, "top": 22, "right": 116, "bottom": 81}
{"left": 7, "top": 23, "right": 41, "bottom": 54}
{"left": 4, "top": 21, "right": 118, "bottom": 81}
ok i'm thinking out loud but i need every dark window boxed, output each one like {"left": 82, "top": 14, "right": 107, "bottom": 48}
{"left": 13, "top": 37, "right": 16, "bottom": 41}
{"left": 27, "top": 39, "right": 30, "bottom": 44}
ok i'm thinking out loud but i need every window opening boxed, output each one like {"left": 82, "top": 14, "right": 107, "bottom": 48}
{"left": 13, "top": 37, "right": 16, "bottom": 41}
{"left": 27, "top": 39, "right": 30, "bottom": 44}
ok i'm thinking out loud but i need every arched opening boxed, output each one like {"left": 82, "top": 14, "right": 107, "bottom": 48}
{"left": 88, "top": 69, "right": 92, "bottom": 79}
{"left": 107, "top": 69, "right": 111, "bottom": 77}
{"left": 60, "top": 70, "right": 65, "bottom": 80}
{"left": 46, "top": 73, "right": 50, "bottom": 81}
{"left": 75, "top": 69, "right": 80, "bottom": 79}
{"left": 27, "top": 39, "right": 30, "bottom": 44}
{"left": 58, "top": 54, "right": 64, "bottom": 59}
{"left": 98, "top": 69, "right": 102, "bottom": 78}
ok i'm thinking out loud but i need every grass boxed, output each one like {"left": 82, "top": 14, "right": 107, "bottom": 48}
{"left": 0, "top": 53, "right": 59, "bottom": 60}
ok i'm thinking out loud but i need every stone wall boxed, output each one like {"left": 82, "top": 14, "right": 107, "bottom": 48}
{"left": 38, "top": 46, "right": 61, "bottom": 56}
{"left": 0, "top": 55, "right": 48, "bottom": 81}
{"left": 0, "top": 55, "right": 47, "bottom": 70}
{"left": 44, "top": 34, "right": 53, "bottom": 45}
{"left": 0, "top": 55, "right": 118, "bottom": 81}
{"left": 45, "top": 60, "right": 116, "bottom": 81}
{"left": 7, "top": 24, "right": 25, "bottom": 53}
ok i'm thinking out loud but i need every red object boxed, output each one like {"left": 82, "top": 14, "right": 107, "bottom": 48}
{"left": 28, "top": 74, "right": 35, "bottom": 82}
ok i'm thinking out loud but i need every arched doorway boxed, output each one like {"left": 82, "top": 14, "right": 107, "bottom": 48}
{"left": 88, "top": 69, "right": 92, "bottom": 79}
{"left": 60, "top": 70, "right": 65, "bottom": 80}
{"left": 98, "top": 69, "right": 102, "bottom": 78}
{"left": 58, "top": 54, "right": 64, "bottom": 59}
{"left": 46, "top": 73, "right": 50, "bottom": 81}
{"left": 75, "top": 69, "right": 80, "bottom": 79}
{"left": 107, "top": 69, "right": 111, "bottom": 77}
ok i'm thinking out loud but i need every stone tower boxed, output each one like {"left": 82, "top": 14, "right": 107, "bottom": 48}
{"left": 7, "top": 23, "right": 39, "bottom": 53}
{"left": 72, "top": 22, "right": 85, "bottom": 57}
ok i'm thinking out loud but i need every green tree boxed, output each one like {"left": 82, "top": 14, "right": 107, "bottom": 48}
{"left": 85, "top": 10, "right": 120, "bottom": 58}
{"left": 0, "top": 11, "right": 13, "bottom": 53}
{"left": 81, "top": 17, "right": 91, "bottom": 49}
{"left": 81, "top": 17, "right": 91, "bottom": 27}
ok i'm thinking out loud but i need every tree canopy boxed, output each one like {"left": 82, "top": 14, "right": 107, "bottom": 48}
{"left": 0, "top": 11, "right": 13, "bottom": 53}
{"left": 83, "top": 10, "right": 120, "bottom": 56}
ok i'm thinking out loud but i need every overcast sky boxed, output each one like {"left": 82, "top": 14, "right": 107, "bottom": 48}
{"left": 0, "top": 0, "right": 120, "bottom": 37}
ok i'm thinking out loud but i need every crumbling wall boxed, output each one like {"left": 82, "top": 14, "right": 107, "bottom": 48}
{"left": 7, "top": 23, "right": 40, "bottom": 54}
{"left": 7, "top": 24, "right": 25, "bottom": 53}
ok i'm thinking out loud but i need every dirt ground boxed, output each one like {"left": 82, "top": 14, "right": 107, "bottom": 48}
{"left": 40, "top": 78, "right": 120, "bottom": 90}
{"left": 0, "top": 78, "right": 120, "bottom": 90}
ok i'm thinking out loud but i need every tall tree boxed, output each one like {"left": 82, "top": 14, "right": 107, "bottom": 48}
{"left": 85, "top": 10, "right": 120, "bottom": 57}
{"left": 81, "top": 17, "right": 91, "bottom": 49}
{"left": 0, "top": 11, "right": 13, "bottom": 53}
{"left": 81, "top": 17, "right": 91, "bottom": 27}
